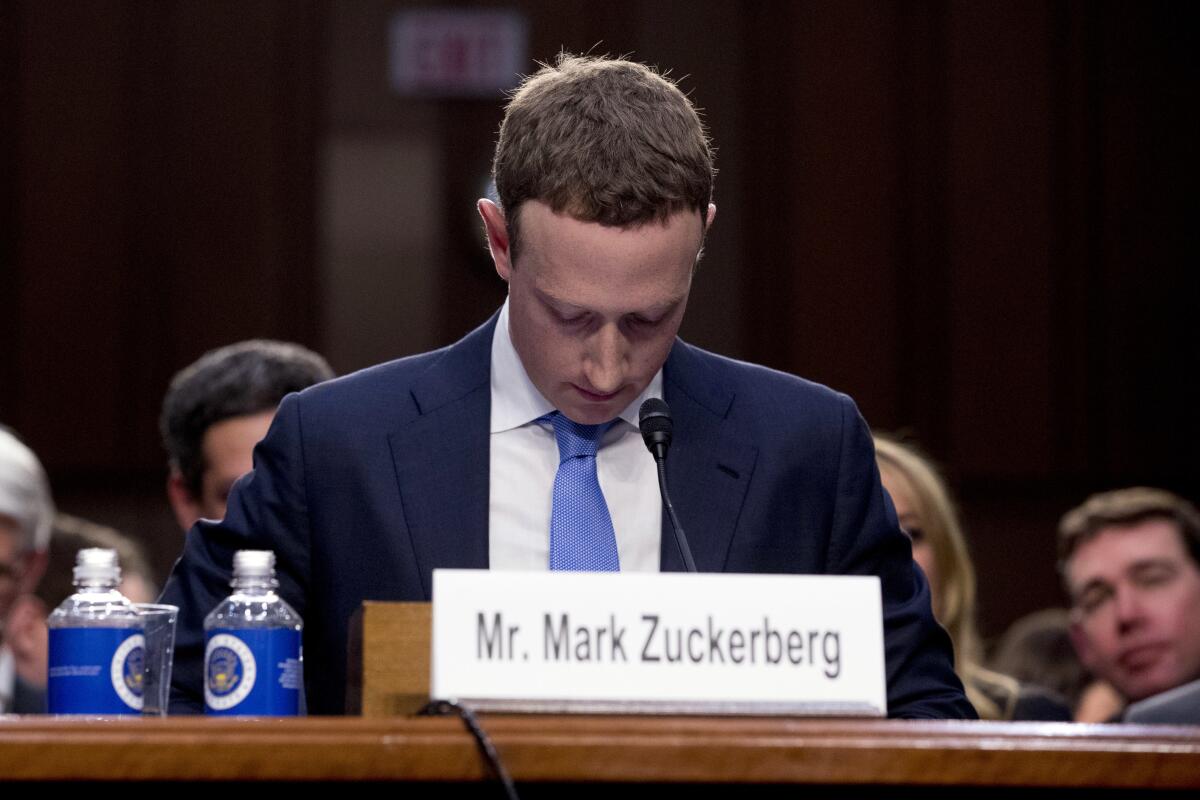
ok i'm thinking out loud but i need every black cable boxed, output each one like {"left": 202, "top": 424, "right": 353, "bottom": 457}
{"left": 419, "top": 700, "right": 520, "bottom": 800}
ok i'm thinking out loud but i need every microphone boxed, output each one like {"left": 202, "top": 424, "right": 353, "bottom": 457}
{"left": 638, "top": 399, "right": 697, "bottom": 573}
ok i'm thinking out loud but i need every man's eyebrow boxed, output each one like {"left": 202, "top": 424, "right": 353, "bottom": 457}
{"left": 1072, "top": 558, "right": 1180, "bottom": 599}
{"left": 534, "top": 286, "right": 686, "bottom": 316}
{"left": 1072, "top": 576, "right": 1113, "bottom": 601}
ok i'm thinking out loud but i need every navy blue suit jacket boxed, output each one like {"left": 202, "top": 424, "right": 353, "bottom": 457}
{"left": 161, "top": 313, "right": 973, "bottom": 718}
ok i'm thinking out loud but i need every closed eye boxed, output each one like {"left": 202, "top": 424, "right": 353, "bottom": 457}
{"left": 625, "top": 313, "right": 663, "bottom": 328}
{"left": 1131, "top": 562, "right": 1177, "bottom": 589}
{"left": 1076, "top": 583, "right": 1114, "bottom": 615}
{"left": 556, "top": 311, "right": 589, "bottom": 327}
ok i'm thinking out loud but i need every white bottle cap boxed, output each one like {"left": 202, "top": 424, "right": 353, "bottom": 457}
{"left": 233, "top": 549, "right": 276, "bottom": 579}
{"left": 74, "top": 547, "right": 121, "bottom": 583}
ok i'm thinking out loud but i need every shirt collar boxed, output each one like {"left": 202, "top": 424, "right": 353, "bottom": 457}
{"left": 489, "top": 298, "right": 664, "bottom": 433}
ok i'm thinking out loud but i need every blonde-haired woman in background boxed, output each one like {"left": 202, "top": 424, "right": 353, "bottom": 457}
{"left": 874, "top": 435, "right": 1071, "bottom": 720}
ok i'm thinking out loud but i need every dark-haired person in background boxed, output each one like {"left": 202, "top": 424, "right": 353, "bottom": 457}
{"left": 1060, "top": 488, "right": 1200, "bottom": 722}
{"left": 161, "top": 55, "right": 972, "bottom": 718}
{"left": 160, "top": 340, "right": 334, "bottom": 530}
{"left": 990, "top": 607, "right": 1124, "bottom": 722}
{"left": 5, "top": 512, "right": 160, "bottom": 701}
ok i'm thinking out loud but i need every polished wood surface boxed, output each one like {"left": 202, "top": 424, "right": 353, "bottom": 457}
{"left": 0, "top": 716, "right": 1196, "bottom": 787}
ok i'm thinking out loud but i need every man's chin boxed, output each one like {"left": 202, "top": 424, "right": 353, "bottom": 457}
{"left": 1121, "top": 669, "right": 1182, "bottom": 702}
{"left": 558, "top": 386, "right": 631, "bottom": 425}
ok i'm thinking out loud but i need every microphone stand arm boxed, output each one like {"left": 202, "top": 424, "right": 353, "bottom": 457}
{"left": 655, "top": 455, "right": 697, "bottom": 573}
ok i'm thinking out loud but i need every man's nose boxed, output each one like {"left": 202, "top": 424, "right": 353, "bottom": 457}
{"left": 584, "top": 324, "right": 627, "bottom": 394}
{"left": 1114, "top": 584, "right": 1147, "bottom": 632}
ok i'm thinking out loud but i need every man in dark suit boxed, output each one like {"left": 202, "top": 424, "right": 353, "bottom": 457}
{"left": 162, "top": 55, "right": 972, "bottom": 718}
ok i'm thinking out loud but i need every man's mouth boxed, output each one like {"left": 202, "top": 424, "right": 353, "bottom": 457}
{"left": 572, "top": 384, "right": 621, "bottom": 402}
{"left": 1118, "top": 642, "right": 1168, "bottom": 673}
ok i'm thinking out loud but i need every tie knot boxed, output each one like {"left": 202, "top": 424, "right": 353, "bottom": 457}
{"left": 547, "top": 412, "right": 615, "bottom": 461}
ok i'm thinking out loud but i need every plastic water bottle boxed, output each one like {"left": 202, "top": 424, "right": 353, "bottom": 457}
{"left": 203, "top": 550, "right": 303, "bottom": 715}
{"left": 46, "top": 548, "right": 145, "bottom": 715}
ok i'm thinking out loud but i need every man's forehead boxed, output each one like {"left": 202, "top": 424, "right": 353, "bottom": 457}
{"left": 532, "top": 283, "right": 686, "bottom": 316}
{"left": 1068, "top": 518, "right": 1189, "bottom": 583}
{"left": 517, "top": 200, "right": 705, "bottom": 244}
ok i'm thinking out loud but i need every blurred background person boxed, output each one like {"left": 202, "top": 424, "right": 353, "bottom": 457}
{"left": 5, "top": 513, "right": 160, "bottom": 696}
{"left": 38, "top": 513, "right": 158, "bottom": 607}
{"left": 0, "top": 427, "right": 54, "bottom": 713}
{"left": 874, "top": 434, "right": 1071, "bottom": 720}
{"left": 990, "top": 607, "right": 1124, "bottom": 722}
{"left": 1059, "top": 487, "right": 1200, "bottom": 722}
{"left": 160, "top": 339, "right": 334, "bottom": 532}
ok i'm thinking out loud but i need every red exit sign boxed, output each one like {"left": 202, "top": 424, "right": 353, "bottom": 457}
{"left": 389, "top": 9, "right": 529, "bottom": 97}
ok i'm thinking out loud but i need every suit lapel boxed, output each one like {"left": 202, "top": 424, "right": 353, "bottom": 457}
{"left": 388, "top": 315, "right": 496, "bottom": 598}
{"left": 659, "top": 341, "right": 758, "bottom": 573}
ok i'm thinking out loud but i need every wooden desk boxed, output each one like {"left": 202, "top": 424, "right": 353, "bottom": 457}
{"left": 1, "top": 716, "right": 1197, "bottom": 793}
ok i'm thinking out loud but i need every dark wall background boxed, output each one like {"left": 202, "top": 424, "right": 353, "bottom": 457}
{"left": 2, "top": 0, "right": 1196, "bottom": 643}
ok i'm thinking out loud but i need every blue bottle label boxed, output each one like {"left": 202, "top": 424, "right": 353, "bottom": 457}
{"left": 204, "top": 628, "right": 302, "bottom": 715}
{"left": 48, "top": 628, "right": 145, "bottom": 715}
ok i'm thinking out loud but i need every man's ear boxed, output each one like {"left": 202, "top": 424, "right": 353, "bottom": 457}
{"left": 166, "top": 470, "right": 202, "bottom": 533}
{"left": 706, "top": 202, "right": 717, "bottom": 229}
{"left": 478, "top": 199, "right": 513, "bottom": 282}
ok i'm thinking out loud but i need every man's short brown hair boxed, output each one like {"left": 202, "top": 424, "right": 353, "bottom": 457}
{"left": 493, "top": 53, "right": 714, "bottom": 259}
{"left": 1058, "top": 487, "right": 1200, "bottom": 575}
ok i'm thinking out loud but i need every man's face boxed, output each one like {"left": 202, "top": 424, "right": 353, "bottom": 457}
{"left": 480, "top": 199, "right": 712, "bottom": 425}
{"left": 1067, "top": 518, "right": 1200, "bottom": 701}
{"left": 168, "top": 410, "right": 274, "bottom": 530}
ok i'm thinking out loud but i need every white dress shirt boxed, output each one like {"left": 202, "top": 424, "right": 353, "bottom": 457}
{"left": 488, "top": 300, "right": 663, "bottom": 571}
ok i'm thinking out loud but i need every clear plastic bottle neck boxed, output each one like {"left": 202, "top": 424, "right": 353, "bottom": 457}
{"left": 73, "top": 576, "right": 122, "bottom": 593}
{"left": 229, "top": 550, "right": 279, "bottom": 597}
{"left": 230, "top": 574, "right": 279, "bottom": 596}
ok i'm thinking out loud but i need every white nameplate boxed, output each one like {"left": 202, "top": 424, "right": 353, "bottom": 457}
{"left": 431, "top": 570, "right": 886, "bottom": 716}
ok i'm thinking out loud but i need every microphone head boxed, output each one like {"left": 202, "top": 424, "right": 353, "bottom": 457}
{"left": 638, "top": 398, "right": 673, "bottom": 456}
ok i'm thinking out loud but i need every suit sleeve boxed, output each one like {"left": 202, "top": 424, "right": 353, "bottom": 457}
{"left": 827, "top": 394, "right": 977, "bottom": 719}
{"left": 159, "top": 393, "right": 313, "bottom": 713}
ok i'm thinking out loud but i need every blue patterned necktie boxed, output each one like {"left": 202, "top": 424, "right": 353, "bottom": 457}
{"left": 546, "top": 412, "right": 621, "bottom": 571}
